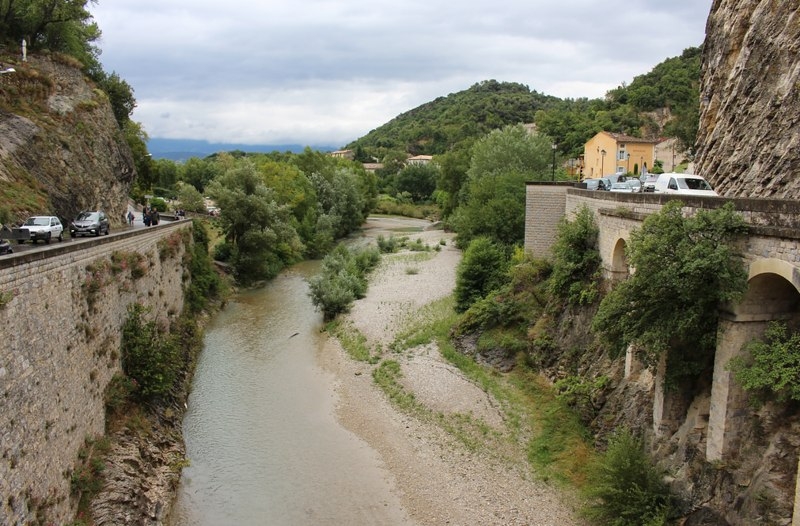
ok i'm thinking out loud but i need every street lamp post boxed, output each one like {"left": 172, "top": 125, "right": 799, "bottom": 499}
{"left": 626, "top": 153, "right": 631, "bottom": 174}
{"left": 600, "top": 149, "right": 606, "bottom": 176}
{"left": 551, "top": 143, "right": 557, "bottom": 181}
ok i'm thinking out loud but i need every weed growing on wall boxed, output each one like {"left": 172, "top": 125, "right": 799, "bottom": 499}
{"left": 728, "top": 321, "right": 800, "bottom": 405}
{"left": 83, "top": 251, "right": 150, "bottom": 309}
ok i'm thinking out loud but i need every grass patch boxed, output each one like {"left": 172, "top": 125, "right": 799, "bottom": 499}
{"left": 372, "top": 360, "right": 421, "bottom": 411}
{"left": 328, "top": 319, "right": 380, "bottom": 363}
{"left": 388, "top": 293, "right": 596, "bottom": 491}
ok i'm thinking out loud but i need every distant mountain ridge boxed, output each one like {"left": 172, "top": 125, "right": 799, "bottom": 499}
{"left": 147, "top": 138, "right": 342, "bottom": 161}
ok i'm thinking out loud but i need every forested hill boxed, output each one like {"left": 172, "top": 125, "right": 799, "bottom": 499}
{"left": 347, "top": 80, "right": 559, "bottom": 158}
{"left": 346, "top": 47, "right": 701, "bottom": 161}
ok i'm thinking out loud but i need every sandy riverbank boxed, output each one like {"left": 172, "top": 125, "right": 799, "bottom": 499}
{"left": 317, "top": 216, "right": 582, "bottom": 526}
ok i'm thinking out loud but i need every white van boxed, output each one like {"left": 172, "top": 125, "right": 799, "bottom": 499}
{"left": 653, "top": 173, "right": 718, "bottom": 196}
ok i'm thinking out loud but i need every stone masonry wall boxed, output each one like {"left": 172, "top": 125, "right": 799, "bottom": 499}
{"left": 523, "top": 183, "right": 570, "bottom": 259}
{"left": 0, "top": 221, "right": 192, "bottom": 525}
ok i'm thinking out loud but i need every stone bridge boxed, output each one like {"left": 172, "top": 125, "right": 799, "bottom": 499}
{"left": 525, "top": 183, "right": 800, "bottom": 517}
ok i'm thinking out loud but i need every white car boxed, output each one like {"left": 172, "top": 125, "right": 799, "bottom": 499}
{"left": 652, "top": 173, "right": 718, "bottom": 196}
{"left": 18, "top": 215, "right": 64, "bottom": 244}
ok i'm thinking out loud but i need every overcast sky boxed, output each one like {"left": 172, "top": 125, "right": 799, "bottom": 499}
{"left": 89, "top": 1, "right": 713, "bottom": 148}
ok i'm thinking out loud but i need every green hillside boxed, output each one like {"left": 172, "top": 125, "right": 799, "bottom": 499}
{"left": 347, "top": 47, "right": 702, "bottom": 162}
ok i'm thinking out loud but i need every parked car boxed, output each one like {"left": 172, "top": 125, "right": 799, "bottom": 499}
{"left": 625, "top": 178, "right": 642, "bottom": 192}
{"left": 609, "top": 182, "right": 634, "bottom": 192}
{"left": 641, "top": 175, "right": 659, "bottom": 192}
{"left": 582, "top": 178, "right": 606, "bottom": 191}
{"left": 70, "top": 211, "right": 110, "bottom": 237}
{"left": 18, "top": 216, "right": 63, "bottom": 244}
{"left": 653, "top": 173, "right": 718, "bottom": 196}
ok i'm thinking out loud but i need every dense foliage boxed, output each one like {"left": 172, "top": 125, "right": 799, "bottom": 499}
{"left": 593, "top": 201, "right": 748, "bottom": 378}
{"left": 547, "top": 206, "right": 602, "bottom": 306}
{"left": 184, "top": 219, "right": 222, "bottom": 314}
{"left": 0, "top": 0, "right": 101, "bottom": 70}
{"left": 178, "top": 150, "right": 375, "bottom": 283}
{"left": 729, "top": 322, "right": 800, "bottom": 405}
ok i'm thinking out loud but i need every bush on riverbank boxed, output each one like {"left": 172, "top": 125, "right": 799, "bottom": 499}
{"left": 307, "top": 244, "right": 381, "bottom": 320}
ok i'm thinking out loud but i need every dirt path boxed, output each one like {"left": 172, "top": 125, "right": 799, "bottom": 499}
{"left": 317, "top": 216, "right": 582, "bottom": 525}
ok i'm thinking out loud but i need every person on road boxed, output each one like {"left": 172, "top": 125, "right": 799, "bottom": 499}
{"left": 127, "top": 211, "right": 134, "bottom": 225}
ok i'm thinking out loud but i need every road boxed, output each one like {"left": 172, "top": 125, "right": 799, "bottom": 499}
{"left": 1, "top": 211, "right": 157, "bottom": 256}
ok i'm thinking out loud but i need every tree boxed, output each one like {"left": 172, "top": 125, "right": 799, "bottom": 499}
{"left": 206, "top": 160, "right": 303, "bottom": 283}
{"left": 123, "top": 120, "right": 153, "bottom": 192}
{"left": 97, "top": 71, "right": 136, "bottom": 126}
{"left": 1, "top": 0, "right": 102, "bottom": 70}
{"left": 451, "top": 124, "right": 551, "bottom": 247}
{"left": 395, "top": 163, "right": 439, "bottom": 202}
{"left": 435, "top": 141, "right": 473, "bottom": 217}
{"left": 175, "top": 182, "right": 205, "bottom": 213}
{"left": 180, "top": 157, "right": 222, "bottom": 193}
{"left": 593, "top": 201, "right": 748, "bottom": 378}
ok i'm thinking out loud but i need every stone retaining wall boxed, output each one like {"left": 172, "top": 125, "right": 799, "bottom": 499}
{"left": 0, "top": 221, "right": 192, "bottom": 525}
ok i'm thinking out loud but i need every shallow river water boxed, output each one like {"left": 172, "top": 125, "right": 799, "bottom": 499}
{"left": 168, "top": 260, "right": 408, "bottom": 525}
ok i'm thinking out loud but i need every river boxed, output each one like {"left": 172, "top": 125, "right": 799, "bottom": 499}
{"left": 168, "top": 260, "right": 410, "bottom": 525}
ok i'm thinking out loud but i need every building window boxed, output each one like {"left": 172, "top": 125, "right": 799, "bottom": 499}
{"left": 618, "top": 144, "right": 626, "bottom": 161}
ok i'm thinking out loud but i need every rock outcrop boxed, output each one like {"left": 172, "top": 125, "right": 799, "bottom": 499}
{"left": 0, "top": 53, "right": 134, "bottom": 224}
{"left": 695, "top": 0, "right": 800, "bottom": 198}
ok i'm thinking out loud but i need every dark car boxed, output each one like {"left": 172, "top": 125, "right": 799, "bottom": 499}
{"left": 70, "top": 211, "right": 110, "bottom": 237}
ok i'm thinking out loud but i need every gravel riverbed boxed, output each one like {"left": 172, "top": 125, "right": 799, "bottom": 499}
{"left": 317, "top": 216, "right": 583, "bottom": 526}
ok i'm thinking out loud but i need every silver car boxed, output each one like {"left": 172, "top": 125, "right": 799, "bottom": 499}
{"left": 70, "top": 211, "right": 110, "bottom": 237}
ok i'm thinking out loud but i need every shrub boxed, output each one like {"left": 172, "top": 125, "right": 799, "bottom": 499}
{"left": 121, "top": 304, "right": 180, "bottom": 400}
{"left": 213, "top": 240, "right": 234, "bottom": 262}
{"left": 454, "top": 236, "right": 509, "bottom": 313}
{"left": 307, "top": 244, "right": 381, "bottom": 320}
{"left": 186, "top": 220, "right": 222, "bottom": 314}
{"left": 148, "top": 197, "right": 168, "bottom": 212}
{"left": 548, "top": 206, "right": 602, "bottom": 305}
{"left": 582, "top": 428, "right": 675, "bottom": 526}
{"left": 729, "top": 321, "right": 800, "bottom": 405}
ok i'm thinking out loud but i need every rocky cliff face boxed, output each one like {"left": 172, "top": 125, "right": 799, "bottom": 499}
{"left": 0, "top": 53, "right": 134, "bottom": 224}
{"left": 695, "top": 0, "right": 800, "bottom": 198}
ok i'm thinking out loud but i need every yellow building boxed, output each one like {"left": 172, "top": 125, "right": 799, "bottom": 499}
{"left": 582, "top": 132, "right": 657, "bottom": 179}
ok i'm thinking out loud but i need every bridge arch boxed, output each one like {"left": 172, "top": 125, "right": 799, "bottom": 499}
{"left": 606, "top": 236, "right": 631, "bottom": 283}
{"left": 708, "top": 258, "right": 800, "bottom": 461}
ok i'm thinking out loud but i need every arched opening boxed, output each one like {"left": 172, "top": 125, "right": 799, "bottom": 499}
{"left": 608, "top": 237, "right": 630, "bottom": 283}
{"left": 708, "top": 260, "right": 800, "bottom": 461}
